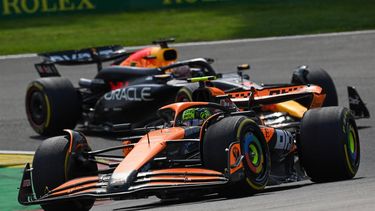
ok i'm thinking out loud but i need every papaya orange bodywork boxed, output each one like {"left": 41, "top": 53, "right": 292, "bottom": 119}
{"left": 208, "top": 87, "right": 226, "bottom": 96}
{"left": 132, "top": 181, "right": 224, "bottom": 189}
{"left": 229, "top": 143, "right": 243, "bottom": 174}
{"left": 113, "top": 127, "right": 185, "bottom": 174}
{"left": 228, "top": 85, "right": 322, "bottom": 99}
{"left": 228, "top": 84, "right": 324, "bottom": 118}
{"left": 160, "top": 102, "right": 209, "bottom": 115}
{"left": 121, "top": 140, "right": 133, "bottom": 157}
{"left": 310, "top": 93, "right": 326, "bottom": 108}
{"left": 49, "top": 176, "right": 99, "bottom": 197}
{"left": 260, "top": 127, "right": 275, "bottom": 143}
{"left": 263, "top": 101, "right": 307, "bottom": 119}
{"left": 145, "top": 168, "right": 222, "bottom": 176}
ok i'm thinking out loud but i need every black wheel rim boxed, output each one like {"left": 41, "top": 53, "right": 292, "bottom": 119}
{"left": 29, "top": 91, "right": 46, "bottom": 125}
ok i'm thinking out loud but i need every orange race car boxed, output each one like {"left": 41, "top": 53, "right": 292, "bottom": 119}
{"left": 19, "top": 87, "right": 362, "bottom": 210}
{"left": 27, "top": 39, "right": 369, "bottom": 137}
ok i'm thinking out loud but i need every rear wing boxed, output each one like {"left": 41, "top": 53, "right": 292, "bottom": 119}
{"left": 35, "top": 45, "right": 131, "bottom": 77}
{"left": 348, "top": 86, "right": 370, "bottom": 119}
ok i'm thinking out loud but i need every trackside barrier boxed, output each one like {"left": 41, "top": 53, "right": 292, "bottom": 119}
{"left": 0, "top": 0, "right": 236, "bottom": 18}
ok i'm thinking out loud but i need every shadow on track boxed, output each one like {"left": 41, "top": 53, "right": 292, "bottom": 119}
{"left": 357, "top": 126, "right": 372, "bottom": 130}
{"left": 112, "top": 182, "right": 314, "bottom": 211}
{"left": 113, "top": 194, "right": 223, "bottom": 211}
{"left": 29, "top": 135, "right": 47, "bottom": 141}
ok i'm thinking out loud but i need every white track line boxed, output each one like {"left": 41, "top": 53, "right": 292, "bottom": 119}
{"left": 0, "top": 150, "right": 34, "bottom": 155}
{"left": 1, "top": 29, "right": 375, "bottom": 60}
{"left": 171, "top": 29, "right": 375, "bottom": 47}
{"left": 0, "top": 53, "right": 38, "bottom": 60}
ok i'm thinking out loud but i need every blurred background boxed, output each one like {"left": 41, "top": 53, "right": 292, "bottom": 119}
{"left": 1, "top": 1, "right": 375, "bottom": 211}
{"left": 1, "top": 0, "right": 375, "bottom": 55}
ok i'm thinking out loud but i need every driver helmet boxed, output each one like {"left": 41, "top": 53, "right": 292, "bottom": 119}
{"left": 172, "top": 65, "right": 191, "bottom": 79}
{"left": 181, "top": 107, "right": 212, "bottom": 126}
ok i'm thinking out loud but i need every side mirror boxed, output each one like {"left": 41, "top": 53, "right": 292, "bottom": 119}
{"left": 153, "top": 74, "right": 172, "bottom": 83}
{"left": 237, "top": 64, "right": 250, "bottom": 82}
{"left": 237, "top": 64, "right": 250, "bottom": 71}
{"left": 152, "top": 38, "right": 175, "bottom": 48}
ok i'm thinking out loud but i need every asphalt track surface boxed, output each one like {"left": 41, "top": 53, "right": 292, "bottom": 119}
{"left": 0, "top": 31, "right": 374, "bottom": 210}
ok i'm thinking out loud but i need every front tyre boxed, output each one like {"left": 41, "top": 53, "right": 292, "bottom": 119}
{"left": 203, "top": 116, "right": 270, "bottom": 193}
{"left": 298, "top": 107, "right": 360, "bottom": 182}
{"left": 25, "top": 77, "right": 81, "bottom": 136}
{"left": 32, "top": 135, "right": 97, "bottom": 211}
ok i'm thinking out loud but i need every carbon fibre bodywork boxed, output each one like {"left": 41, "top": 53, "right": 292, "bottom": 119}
{"left": 19, "top": 92, "right": 366, "bottom": 209}
{"left": 26, "top": 41, "right": 369, "bottom": 136}
{"left": 19, "top": 102, "right": 255, "bottom": 205}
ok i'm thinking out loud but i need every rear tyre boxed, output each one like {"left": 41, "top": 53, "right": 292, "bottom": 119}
{"left": 32, "top": 135, "right": 97, "bottom": 211}
{"left": 298, "top": 107, "right": 360, "bottom": 182}
{"left": 292, "top": 67, "right": 338, "bottom": 107}
{"left": 203, "top": 116, "right": 270, "bottom": 194}
{"left": 175, "top": 83, "right": 199, "bottom": 102}
{"left": 25, "top": 77, "right": 81, "bottom": 136}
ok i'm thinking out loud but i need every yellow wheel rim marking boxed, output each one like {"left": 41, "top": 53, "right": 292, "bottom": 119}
{"left": 44, "top": 94, "right": 51, "bottom": 128}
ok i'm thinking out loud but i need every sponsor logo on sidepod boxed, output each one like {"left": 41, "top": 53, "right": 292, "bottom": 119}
{"left": 104, "top": 87, "right": 153, "bottom": 101}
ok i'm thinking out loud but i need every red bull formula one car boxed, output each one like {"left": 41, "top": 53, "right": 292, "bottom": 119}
{"left": 25, "top": 39, "right": 369, "bottom": 136}
{"left": 19, "top": 89, "right": 361, "bottom": 210}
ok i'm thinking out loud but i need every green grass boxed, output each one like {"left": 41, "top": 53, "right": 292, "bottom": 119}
{"left": 0, "top": 168, "right": 40, "bottom": 211}
{"left": 1, "top": 0, "right": 375, "bottom": 55}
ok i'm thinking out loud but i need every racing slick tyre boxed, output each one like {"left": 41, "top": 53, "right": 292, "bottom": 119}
{"left": 291, "top": 67, "right": 338, "bottom": 107}
{"left": 203, "top": 116, "right": 271, "bottom": 194}
{"left": 32, "top": 135, "right": 97, "bottom": 211}
{"left": 298, "top": 107, "right": 360, "bottom": 182}
{"left": 25, "top": 77, "right": 81, "bottom": 136}
{"left": 175, "top": 83, "right": 199, "bottom": 102}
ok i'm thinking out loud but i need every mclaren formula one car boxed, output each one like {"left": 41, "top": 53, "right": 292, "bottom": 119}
{"left": 25, "top": 40, "right": 369, "bottom": 136}
{"left": 19, "top": 91, "right": 362, "bottom": 210}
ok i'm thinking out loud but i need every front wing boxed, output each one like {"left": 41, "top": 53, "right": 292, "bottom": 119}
{"left": 18, "top": 164, "right": 229, "bottom": 205}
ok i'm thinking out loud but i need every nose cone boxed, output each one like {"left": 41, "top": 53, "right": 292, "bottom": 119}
{"left": 107, "top": 170, "right": 138, "bottom": 193}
